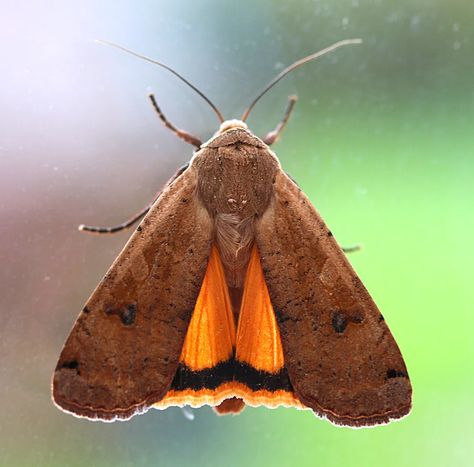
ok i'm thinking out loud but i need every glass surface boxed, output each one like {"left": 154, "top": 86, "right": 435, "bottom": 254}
{"left": 1, "top": 1, "right": 473, "bottom": 466}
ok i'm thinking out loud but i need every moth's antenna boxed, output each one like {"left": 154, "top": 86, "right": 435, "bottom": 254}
{"left": 96, "top": 40, "right": 225, "bottom": 123}
{"left": 241, "top": 38, "right": 363, "bottom": 122}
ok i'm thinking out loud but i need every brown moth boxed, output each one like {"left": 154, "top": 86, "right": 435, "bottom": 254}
{"left": 52, "top": 39, "right": 412, "bottom": 427}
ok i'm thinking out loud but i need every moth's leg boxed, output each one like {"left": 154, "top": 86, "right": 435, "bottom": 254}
{"left": 262, "top": 95, "right": 298, "bottom": 145}
{"left": 79, "top": 164, "right": 189, "bottom": 235}
{"left": 342, "top": 245, "right": 362, "bottom": 254}
{"left": 149, "top": 94, "right": 202, "bottom": 148}
{"left": 79, "top": 205, "right": 151, "bottom": 234}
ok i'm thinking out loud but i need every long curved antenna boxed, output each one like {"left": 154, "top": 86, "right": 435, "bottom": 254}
{"left": 96, "top": 40, "right": 225, "bottom": 123}
{"left": 241, "top": 38, "right": 362, "bottom": 122}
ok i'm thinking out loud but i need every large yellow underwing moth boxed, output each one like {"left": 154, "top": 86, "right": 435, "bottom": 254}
{"left": 53, "top": 39, "right": 412, "bottom": 427}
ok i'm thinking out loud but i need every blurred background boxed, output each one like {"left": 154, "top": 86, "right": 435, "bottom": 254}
{"left": 1, "top": 1, "right": 473, "bottom": 466}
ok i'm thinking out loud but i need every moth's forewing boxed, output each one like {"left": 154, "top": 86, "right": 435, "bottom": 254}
{"left": 256, "top": 170, "right": 412, "bottom": 427}
{"left": 53, "top": 167, "right": 213, "bottom": 421}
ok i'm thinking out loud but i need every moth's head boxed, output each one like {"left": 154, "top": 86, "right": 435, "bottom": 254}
{"left": 216, "top": 119, "right": 248, "bottom": 135}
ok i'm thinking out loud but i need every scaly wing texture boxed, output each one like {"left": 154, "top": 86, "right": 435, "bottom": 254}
{"left": 255, "top": 170, "right": 412, "bottom": 427}
{"left": 53, "top": 166, "right": 213, "bottom": 421}
{"left": 179, "top": 246, "right": 236, "bottom": 371}
{"left": 235, "top": 245, "right": 285, "bottom": 373}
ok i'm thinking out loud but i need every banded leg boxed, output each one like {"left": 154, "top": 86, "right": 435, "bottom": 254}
{"left": 262, "top": 95, "right": 298, "bottom": 145}
{"left": 78, "top": 204, "right": 152, "bottom": 234}
{"left": 149, "top": 94, "right": 202, "bottom": 148}
{"left": 79, "top": 164, "right": 189, "bottom": 235}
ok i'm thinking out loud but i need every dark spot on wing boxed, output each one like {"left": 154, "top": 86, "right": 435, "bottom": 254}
{"left": 332, "top": 310, "right": 364, "bottom": 333}
{"left": 60, "top": 360, "right": 79, "bottom": 370}
{"left": 121, "top": 304, "right": 137, "bottom": 325}
{"left": 386, "top": 368, "right": 407, "bottom": 379}
{"left": 332, "top": 311, "right": 348, "bottom": 333}
{"left": 105, "top": 303, "right": 137, "bottom": 326}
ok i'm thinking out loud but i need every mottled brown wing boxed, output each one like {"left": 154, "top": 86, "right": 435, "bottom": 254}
{"left": 255, "top": 170, "right": 412, "bottom": 427}
{"left": 53, "top": 166, "right": 213, "bottom": 421}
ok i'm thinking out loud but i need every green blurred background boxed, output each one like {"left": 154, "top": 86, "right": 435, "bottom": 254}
{"left": 1, "top": 1, "right": 473, "bottom": 466}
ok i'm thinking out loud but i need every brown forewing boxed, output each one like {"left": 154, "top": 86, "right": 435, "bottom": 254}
{"left": 255, "top": 170, "right": 412, "bottom": 427}
{"left": 53, "top": 166, "right": 213, "bottom": 420}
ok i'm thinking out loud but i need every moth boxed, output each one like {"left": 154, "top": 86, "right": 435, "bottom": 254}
{"left": 52, "top": 39, "right": 412, "bottom": 427}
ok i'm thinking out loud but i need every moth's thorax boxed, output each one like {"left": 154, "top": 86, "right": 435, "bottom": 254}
{"left": 192, "top": 126, "right": 280, "bottom": 219}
